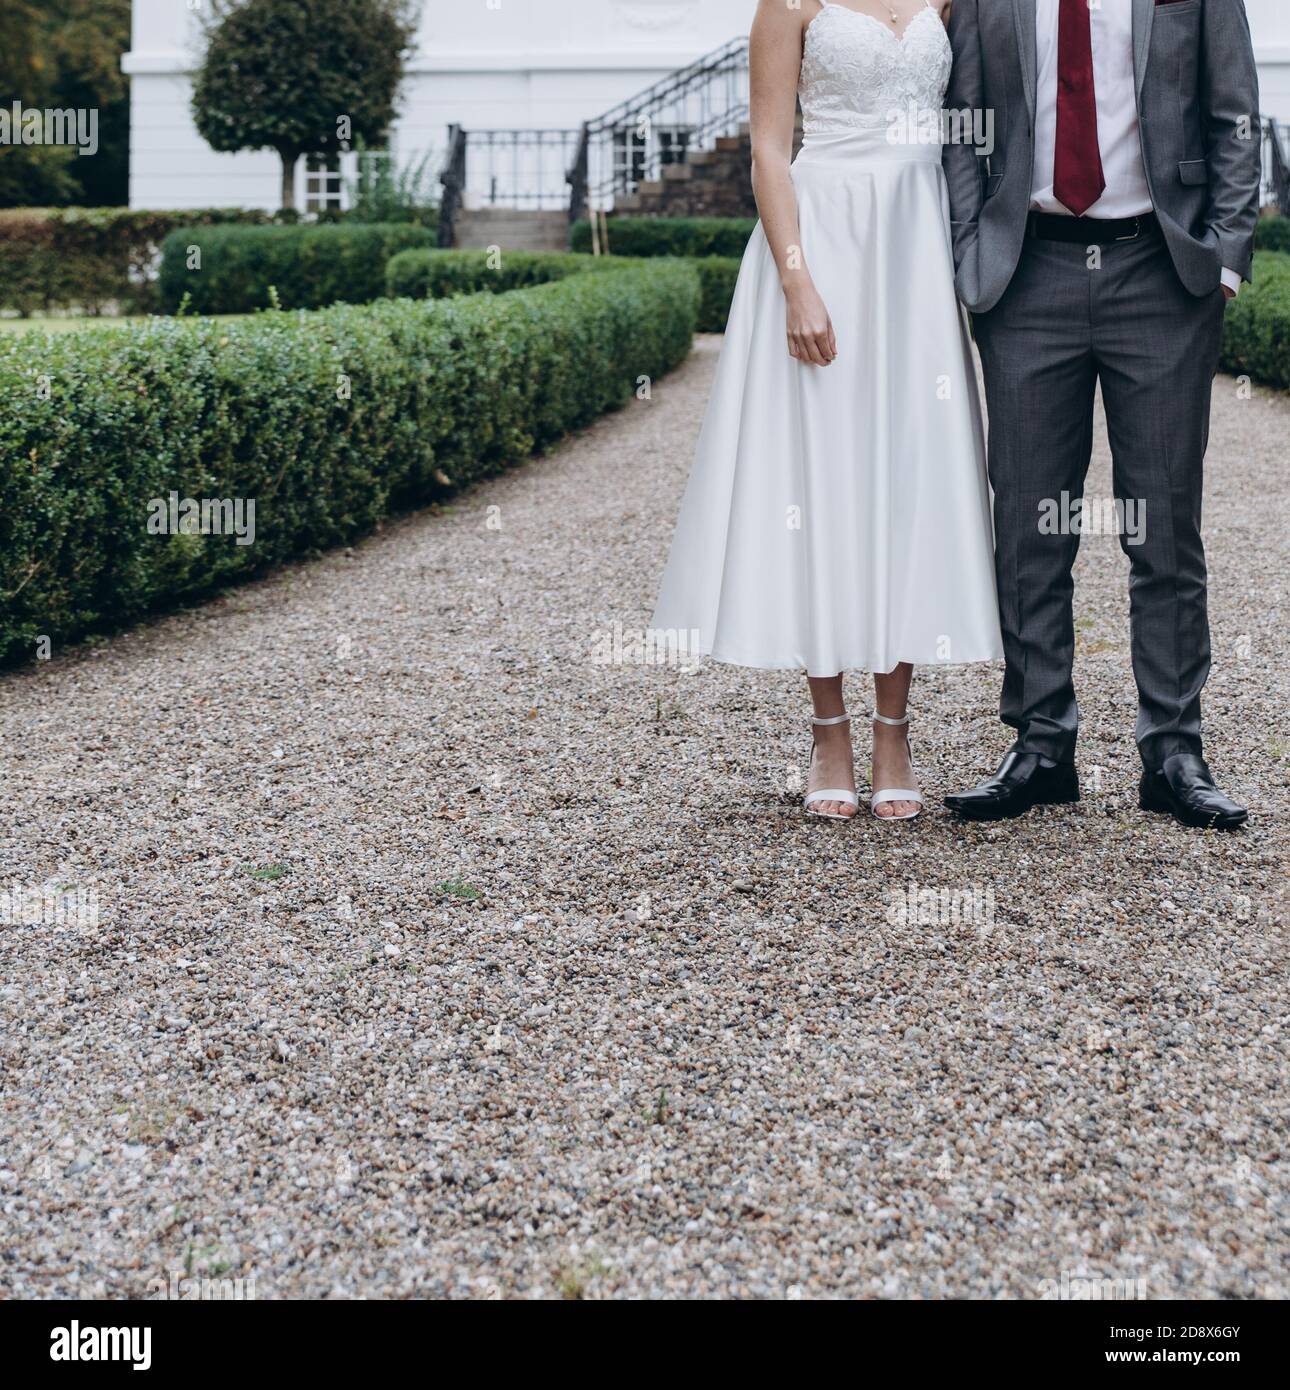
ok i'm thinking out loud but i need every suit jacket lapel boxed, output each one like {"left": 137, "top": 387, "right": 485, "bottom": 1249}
{"left": 1013, "top": 0, "right": 1037, "bottom": 123}
{"left": 1132, "top": 0, "right": 1155, "bottom": 102}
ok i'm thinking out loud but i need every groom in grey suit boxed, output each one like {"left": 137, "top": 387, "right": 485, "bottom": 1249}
{"left": 942, "top": 0, "right": 1259, "bottom": 829}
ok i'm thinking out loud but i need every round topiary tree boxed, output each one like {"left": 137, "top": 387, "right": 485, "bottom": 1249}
{"left": 192, "top": 0, "right": 419, "bottom": 211}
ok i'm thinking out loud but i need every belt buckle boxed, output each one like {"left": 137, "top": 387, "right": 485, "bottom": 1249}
{"left": 1115, "top": 216, "right": 1142, "bottom": 242}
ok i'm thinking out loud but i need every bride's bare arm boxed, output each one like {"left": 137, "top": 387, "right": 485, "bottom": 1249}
{"left": 749, "top": 0, "right": 836, "bottom": 366}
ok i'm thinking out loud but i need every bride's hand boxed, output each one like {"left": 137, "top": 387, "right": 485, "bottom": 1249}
{"left": 784, "top": 283, "right": 837, "bottom": 366}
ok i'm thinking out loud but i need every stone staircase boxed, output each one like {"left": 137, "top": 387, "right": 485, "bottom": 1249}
{"left": 446, "top": 120, "right": 799, "bottom": 242}
{"left": 453, "top": 208, "right": 570, "bottom": 251}
{"left": 612, "top": 125, "right": 756, "bottom": 219}
{"left": 440, "top": 37, "right": 760, "bottom": 244}
{"left": 610, "top": 119, "right": 802, "bottom": 220}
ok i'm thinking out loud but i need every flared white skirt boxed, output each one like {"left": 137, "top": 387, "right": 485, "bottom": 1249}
{"left": 651, "top": 122, "right": 1004, "bottom": 675}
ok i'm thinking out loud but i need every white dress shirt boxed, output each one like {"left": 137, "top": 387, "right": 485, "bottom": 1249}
{"left": 1029, "top": 0, "right": 1241, "bottom": 293}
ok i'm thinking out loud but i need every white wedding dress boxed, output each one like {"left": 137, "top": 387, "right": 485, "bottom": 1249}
{"left": 651, "top": 2, "right": 1003, "bottom": 675}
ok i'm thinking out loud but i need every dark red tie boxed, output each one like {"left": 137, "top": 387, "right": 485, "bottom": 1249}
{"left": 1053, "top": 0, "right": 1106, "bottom": 216}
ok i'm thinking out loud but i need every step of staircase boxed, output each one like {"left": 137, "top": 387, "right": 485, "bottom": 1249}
{"left": 453, "top": 209, "right": 570, "bottom": 252}
{"left": 615, "top": 129, "right": 757, "bottom": 218}
{"left": 610, "top": 119, "right": 801, "bottom": 220}
{"left": 444, "top": 37, "right": 761, "bottom": 232}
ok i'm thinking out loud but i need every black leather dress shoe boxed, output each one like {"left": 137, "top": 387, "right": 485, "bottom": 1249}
{"left": 1139, "top": 753, "right": 1247, "bottom": 830}
{"left": 944, "top": 749, "right": 1079, "bottom": 821}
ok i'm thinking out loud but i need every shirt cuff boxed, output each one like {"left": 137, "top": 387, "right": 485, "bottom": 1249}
{"left": 1220, "top": 267, "right": 1242, "bottom": 297}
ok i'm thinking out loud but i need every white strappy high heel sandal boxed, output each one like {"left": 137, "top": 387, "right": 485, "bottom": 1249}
{"left": 870, "top": 711, "right": 924, "bottom": 821}
{"left": 803, "top": 712, "right": 860, "bottom": 820}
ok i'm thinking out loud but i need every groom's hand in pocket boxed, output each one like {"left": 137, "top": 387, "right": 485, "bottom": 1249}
{"left": 784, "top": 282, "right": 837, "bottom": 366}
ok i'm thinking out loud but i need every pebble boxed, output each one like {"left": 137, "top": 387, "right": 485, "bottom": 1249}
{"left": 0, "top": 340, "right": 1284, "bottom": 1299}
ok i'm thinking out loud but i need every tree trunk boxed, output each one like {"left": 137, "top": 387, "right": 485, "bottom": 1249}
{"left": 280, "top": 152, "right": 298, "bottom": 212}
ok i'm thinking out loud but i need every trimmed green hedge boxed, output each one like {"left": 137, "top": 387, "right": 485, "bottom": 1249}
{"left": 158, "top": 223, "right": 435, "bottom": 315}
{"left": 0, "top": 207, "right": 280, "bottom": 317}
{"left": 386, "top": 249, "right": 616, "bottom": 299}
{"left": 571, "top": 216, "right": 757, "bottom": 259}
{"left": 0, "top": 260, "right": 699, "bottom": 665}
{"left": 388, "top": 248, "right": 741, "bottom": 332}
{"left": 1220, "top": 250, "right": 1290, "bottom": 389}
{"left": 693, "top": 257, "right": 741, "bottom": 333}
{"left": 1254, "top": 215, "right": 1290, "bottom": 255}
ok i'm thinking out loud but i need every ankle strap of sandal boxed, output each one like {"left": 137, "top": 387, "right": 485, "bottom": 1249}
{"left": 872, "top": 711, "right": 910, "bottom": 727}
{"left": 811, "top": 712, "right": 852, "bottom": 727}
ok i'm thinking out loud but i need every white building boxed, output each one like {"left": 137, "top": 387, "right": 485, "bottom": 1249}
{"left": 125, "top": 0, "right": 1290, "bottom": 213}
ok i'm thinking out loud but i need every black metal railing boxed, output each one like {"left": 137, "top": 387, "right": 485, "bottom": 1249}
{"left": 572, "top": 36, "right": 749, "bottom": 218}
{"left": 437, "top": 124, "right": 467, "bottom": 248}
{"left": 438, "top": 37, "right": 751, "bottom": 237}
{"left": 437, "top": 128, "right": 583, "bottom": 240}
{"left": 463, "top": 129, "right": 583, "bottom": 210}
{"left": 1262, "top": 117, "right": 1290, "bottom": 215}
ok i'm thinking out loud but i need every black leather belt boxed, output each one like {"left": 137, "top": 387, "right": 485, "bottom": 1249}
{"left": 1026, "top": 211, "right": 1158, "bottom": 244}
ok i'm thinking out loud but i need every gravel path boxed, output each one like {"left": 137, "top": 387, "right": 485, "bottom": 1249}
{"left": 1, "top": 337, "right": 1286, "bottom": 1299}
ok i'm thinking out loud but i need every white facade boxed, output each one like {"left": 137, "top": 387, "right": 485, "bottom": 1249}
{"left": 1254, "top": 0, "right": 1290, "bottom": 115}
{"left": 124, "top": 0, "right": 1290, "bottom": 212}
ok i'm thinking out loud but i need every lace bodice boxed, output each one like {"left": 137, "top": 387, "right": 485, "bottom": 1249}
{"left": 799, "top": 3, "right": 952, "bottom": 132}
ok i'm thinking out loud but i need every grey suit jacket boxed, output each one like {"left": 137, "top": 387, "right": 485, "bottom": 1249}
{"left": 943, "top": 0, "right": 1262, "bottom": 313}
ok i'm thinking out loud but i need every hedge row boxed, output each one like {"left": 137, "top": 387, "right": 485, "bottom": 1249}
{"left": 0, "top": 207, "right": 280, "bottom": 317}
{"left": 158, "top": 223, "right": 436, "bottom": 315}
{"left": 150, "top": 224, "right": 741, "bottom": 326}
{"left": 571, "top": 216, "right": 756, "bottom": 259}
{"left": 385, "top": 242, "right": 1289, "bottom": 378}
{"left": 577, "top": 212, "right": 1290, "bottom": 262}
{"left": 691, "top": 256, "right": 741, "bottom": 333}
{"left": 386, "top": 248, "right": 615, "bottom": 299}
{"left": 1254, "top": 215, "right": 1290, "bottom": 255}
{"left": 387, "top": 248, "right": 741, "bottom": 332}
{"left": 0, "top": 260, "right": 700, "bottom": 664}
{"left": 1219, "top": 250, "right": 1290, "bottom": 389}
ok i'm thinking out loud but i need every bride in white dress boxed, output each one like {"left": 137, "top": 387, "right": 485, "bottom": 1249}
{"left": 651, "top": 0, "right": 1002, "bottom": 821}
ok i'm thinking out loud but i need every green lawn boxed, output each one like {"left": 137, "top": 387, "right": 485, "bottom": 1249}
{"left": 0, "top": 313, "right": 254, "bottom": 336}
{"left": 0, "top": 316, "right": 137, "bottom": 335}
